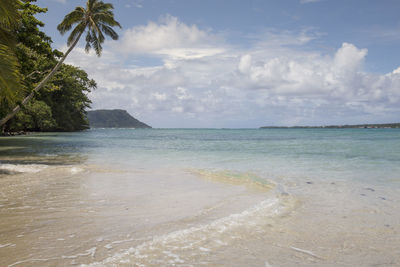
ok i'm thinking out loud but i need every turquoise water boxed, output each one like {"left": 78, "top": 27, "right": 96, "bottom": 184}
{"left": 2, "top": 128, "right": 400, "bottom": 185}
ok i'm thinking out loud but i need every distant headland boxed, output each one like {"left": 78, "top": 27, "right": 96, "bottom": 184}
{"left": 260, "top": 123, "right": 400, "bottom": 129}
{"left": 87, "top": 109, "right": 151, "bottom": 128}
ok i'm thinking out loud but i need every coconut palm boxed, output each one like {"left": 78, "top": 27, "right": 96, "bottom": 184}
{"left": 0, "top": 0, "right": 22, "bottom": 108}
{"left": 0, "top": 0, "right": 121, "bottom": 128}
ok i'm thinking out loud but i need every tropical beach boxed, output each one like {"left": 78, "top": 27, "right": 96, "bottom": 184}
{"left": 1, "top": 0, "right": 400, "bottom": 266}
{"left": 1, "top": 129, "right": 400, "bottom": 266}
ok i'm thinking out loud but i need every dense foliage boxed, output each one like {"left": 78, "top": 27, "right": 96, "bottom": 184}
{"left": 0, "top": 0, "right": 23, "bottom": 112}
{"left": 1, "top": 0, "right": 96, "bottom": 132}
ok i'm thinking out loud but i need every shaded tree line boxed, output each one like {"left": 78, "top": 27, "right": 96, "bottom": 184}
{"left": 0, "top": 0, "right": 120, "bottom": 132}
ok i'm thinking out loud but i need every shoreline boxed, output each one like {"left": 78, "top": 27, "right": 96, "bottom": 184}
{"left": 1, "top": 162, "right": 399, "bottom": 266}
{"left": 0, "top": 131, "right": 31, "bottom": 137}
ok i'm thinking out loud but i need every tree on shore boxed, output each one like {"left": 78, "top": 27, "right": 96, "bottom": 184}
{"left": 0, "top": 0, "right": 23, "bottom": 115}
{"left": 0, "top": 0, "right": 121, "bottom": 129}
{"left": 2, "top": 1, "right": 96, "bottom": 132}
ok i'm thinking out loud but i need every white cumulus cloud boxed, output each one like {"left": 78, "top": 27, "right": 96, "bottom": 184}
{"left": 115, "top": 15, "right": 225, "bottom": 59}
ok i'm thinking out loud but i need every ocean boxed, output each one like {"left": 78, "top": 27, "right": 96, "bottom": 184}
{"left": 0, "top": 128, "right": 399, "bottom": 266}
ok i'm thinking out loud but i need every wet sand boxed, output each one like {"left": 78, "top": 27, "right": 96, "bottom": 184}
{"left": 0, "top": 161, "right": 400, "bottom": 266}
{"left": 0, "top": 163, "right": 281, "bottom": 266}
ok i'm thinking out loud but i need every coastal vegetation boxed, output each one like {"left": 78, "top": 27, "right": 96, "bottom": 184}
{"left": 0, "top": 0, "right": 120, "bottom": 132}
{"left": 0, "top": 0, "right": 23, "bottom": 120}
{"left": 260, "top": 123, "right": 400, "bottom": 129}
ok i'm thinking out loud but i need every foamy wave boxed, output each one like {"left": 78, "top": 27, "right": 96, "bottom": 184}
{"left": 85, "top": 196, "right": 288, "bottom": 266}
{"left": 62, "top": 247, "right": 97, "bottom": 259}
{"left": 0, "top": 163, "right": 48, "bottom": 174}
{"left": 69, "top": 167, "right": 84, "bottom": 175}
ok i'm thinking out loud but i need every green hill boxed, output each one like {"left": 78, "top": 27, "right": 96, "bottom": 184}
{"left": 87, "top": 109, "right": 151, "bottom": 128}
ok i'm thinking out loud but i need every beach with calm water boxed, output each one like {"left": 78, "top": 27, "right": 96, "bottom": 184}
{"left": 1, "top": 128, "right": 399, "bottom": 266}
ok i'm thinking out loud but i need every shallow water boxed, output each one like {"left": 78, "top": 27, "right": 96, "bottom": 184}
{"left": 0, "top": 129, "right": 399, "bottom": 266}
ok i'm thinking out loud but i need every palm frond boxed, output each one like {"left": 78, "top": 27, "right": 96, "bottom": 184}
{"left": 89, "top": 29, "right": 102, "bottom": 56}
{"left": 0, "top": 0, "right": 23, "bottom": 107}
{"left": 0, "top": 27, "right": 14, "bottom": 47}
{"left": 99, "top": 24, "right": 118, "bottom": 40}
{"left": 0, "top": 0, "right": 21, "bottom": 29}
{"left": 87, "top": 0, "right": 97, "bottom": 11}
{"left": 57, "top": 7, "right": 85, "bottom": 35}
{"left": 66, "top": 21, "right": 86, "bottom": 46}
{"left": 92, "top": 1, "right": 113, "bottom": 12}
{"left": 85, "top": 32, "right": 92, "bottom": 53}
{"left": 0, "top": 44, "right": 22, "bottom": 104}
{"left": 93, "top": 12, "right": 121, "bottom": 28}
{"left": 88, "top": 17, "right": 105, "bottom": 49}
{"left": 0, "top": 0, "right": 20, "bottom": 47}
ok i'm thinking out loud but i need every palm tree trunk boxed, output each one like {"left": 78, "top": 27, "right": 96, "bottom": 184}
{"left": 0, "top": 31, "right": 84, "bottom": 129}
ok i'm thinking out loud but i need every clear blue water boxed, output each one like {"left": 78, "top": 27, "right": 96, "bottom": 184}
{"left": 2, "top": 128, "right": 400, "bottom": 186}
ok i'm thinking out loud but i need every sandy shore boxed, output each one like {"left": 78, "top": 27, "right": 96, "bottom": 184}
{"left": 1, "top": 160, "right": 399, "bottom": 266}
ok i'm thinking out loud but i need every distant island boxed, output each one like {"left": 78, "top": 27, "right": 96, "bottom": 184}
{"left": 87, "top": 109, "right": 151, "bottom": 128}
{"left": 260, "top": 123, "right": 400, "bottom": 129}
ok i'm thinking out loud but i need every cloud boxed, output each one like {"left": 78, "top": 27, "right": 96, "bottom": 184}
{"left": 48, "top": 0, "right": 67, "bottom": 3}
{"left": 64, "top": 17, "right": 400, "bottom": 127}
{"left": 125, "top": 0, "right": 144, "bottom": 8}
{"left": 115, "top": 15, "right": 225, "bottom": 59}
{"left": 363, "top": 25, "right": 400, "bottom": 42}
{"left": 253, "top": 28, "right": 321, "bottom": 47}
{"left": 236, "top": 43, "right": 369, "bottom": 99}
{"left": 132, "top": 0, "right": 144, "bottom": 8}
{"left": 300, "top": 0, "right": 322, "bottom": 4}
{"left": 333, "top": 42, "right": 367, "bottom": 71}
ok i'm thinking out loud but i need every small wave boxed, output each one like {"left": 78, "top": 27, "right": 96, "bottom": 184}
{"left": 85, "top": 195, "right": 291, "bottom": 266}
{"left": 0, "top": 164, "right": 48, "bottom": 174}
{"left": 38, "top": 153, "right": 58, "bottom": 157}
{"left": 0, "top": 243, "right": 15, "bottom": 248}
{"left": 62, "top": 247, "right": 97, "bottom": 259}
{"left": 69, "top": 167, "right": 84, "bottom": 175}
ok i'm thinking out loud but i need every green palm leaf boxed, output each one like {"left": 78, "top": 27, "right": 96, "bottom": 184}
{"left": 58, "top": 0, "right": 121, "bottom": 56}
{"left": 0, "top": 0, "right": 23, "bottom": 108}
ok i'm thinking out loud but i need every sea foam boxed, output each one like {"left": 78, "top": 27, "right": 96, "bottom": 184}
{"left": 84, "top": 196, "right": 287, "bottom": 266}
{"left": 0, "top": 163, "right": 48, "bottom": 174}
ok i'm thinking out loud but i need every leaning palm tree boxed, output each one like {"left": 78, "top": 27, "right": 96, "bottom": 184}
{"left": 0, "top": 0, "right": 121, "bottom": 128}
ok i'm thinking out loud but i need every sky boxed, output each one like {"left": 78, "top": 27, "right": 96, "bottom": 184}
{"left": 37, "top": 0, "right": 400, "bottom": 128}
